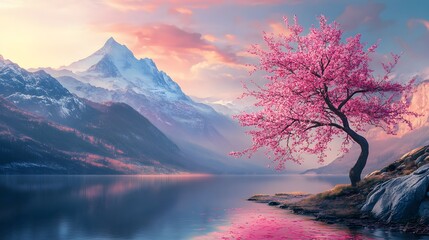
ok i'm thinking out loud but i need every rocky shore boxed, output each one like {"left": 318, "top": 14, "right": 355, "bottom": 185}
{"left": 249, "top": 145, "right": 429, "bottom": 235}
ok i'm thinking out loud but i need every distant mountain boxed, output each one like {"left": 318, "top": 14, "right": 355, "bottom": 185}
{"left": 0, "top": 97, "right": 175, "bottom": 174}
{"left": 0, "top": 55, "right": 84, "bottom": 124}
{"left": 44, "top": 38, "right": 237, "bottom": 154}
{"left": 305, "top": 81, "right": 429, "bottom": 175}
{"left": 64, "top": 37, "right": 186, "bottom": 100}
{"left": 0, "top": 55, "right": 255, "bottom": 174}
{"left": 0, "top": 56, "right": 195, "bottom": 174}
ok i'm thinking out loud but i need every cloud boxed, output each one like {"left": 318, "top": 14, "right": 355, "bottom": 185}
{"left": 396, "top": 19, "right": 429, "bottom": 67}
{"left": 268, "top": 21, "right": 292, "bottom": 35}
{"left": 101, "top": 23, "right": 250, "bottom": 99}
{"left": 422, "top": 67, "right": 429, "bottom": 80}
{"left": 104, "top": 0, "right": 303, "bottom": 11}
{"left": 225, "top": 34, "right": 236, "bottom": 42}
{"left": 202, "top": 34, "right": 217, "bottom": 42}
{"left": 167, "top": 7, "right": 194, "bottom": 24}
{"left": 170, "top": 7, "right": 193, "bottom": 15}
{"left": 421, "top": 20, "right": 429, "bottom": 31}
{"left": 408, "top": 19, "right": 429, "bottom": 32}
{"left": 337, "top": 2, "right": 393, "bottom": 31}
{"left": 104, "top": 0, "right": 157, "bottom": 12}
{"left": 188, "top": 61, "right": 249, "bottom": 99}
{"left": 108, "top": 23, "right": 238, "bottom": 64}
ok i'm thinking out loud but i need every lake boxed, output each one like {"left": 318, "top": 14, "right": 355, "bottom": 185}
{"left": 0, "top": 175, "right": 427, "bottom": 240}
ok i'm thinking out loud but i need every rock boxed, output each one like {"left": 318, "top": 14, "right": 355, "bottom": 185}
{"left": 365, "top": 170, "right": 381, "bottom": 178}
{"left": 415, "top": 165, "right": 429, "bottom": 174}
{"left": 409, "top": 146, "right": 427, "bottom": 161}
{"left": 415, "top": 153, "right": 429, "bottom": 165}
{"left": 268, "top": 201, "right": 280, "bottom": 206}
{"left": 248, "top": 194, "right": 270, "bottom": 202}
{"left": 381, "top": 162, "right": 400, "bottom": 172}
{"left": 361, "top": 164, "right": 429, "bottom": 223}
{"left": 419, "top": 200, "right": 429, "bottom": 222}
{"left": 397, "top": 163, "right": 406, "bottom": 170}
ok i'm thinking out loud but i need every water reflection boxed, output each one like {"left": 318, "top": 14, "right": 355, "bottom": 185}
{"left": 194, "top": 205, "right": 371, "bottom": 240}
{"left": 0, "top": 175, "right": 425, "bottom": 239}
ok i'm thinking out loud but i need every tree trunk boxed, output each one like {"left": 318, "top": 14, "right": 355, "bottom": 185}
{"left": 348, "top": 132, "right": 369, "bottom": 187}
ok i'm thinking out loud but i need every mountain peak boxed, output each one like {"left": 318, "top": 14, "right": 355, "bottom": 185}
{"left": 0, "top": 55, "right": 20, "bottom": 70}
{"left": 64, "top": 37, "right": 135, "bottom": 72}
{"left": 95, "top": 37, "right": 135, "bottom": 60}
{"left": 100, "top": 37, "right": 127, "bottom": 51}
{"left": 104, "top": 37, "right": 121, "bottom": 48}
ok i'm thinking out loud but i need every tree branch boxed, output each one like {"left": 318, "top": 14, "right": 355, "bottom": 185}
{"left": 338, "top": 89, "right": 370, "bottom": 110}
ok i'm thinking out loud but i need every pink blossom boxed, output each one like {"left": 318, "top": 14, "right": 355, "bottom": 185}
{"left": 232, "top": 16, "right": 415, "bottom": 175}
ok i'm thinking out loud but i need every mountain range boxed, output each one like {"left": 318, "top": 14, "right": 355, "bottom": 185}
{"left": 0, "top": 56, "right": 193, "bottom": 173}
{"left": 0, "top": 38, "right": 265, "bottom": 174}
{"left": 7, "top": 36, "right": 422, "bottom": 176}
{"left": 43, "top": 38, "right": 237, "bottom": 154}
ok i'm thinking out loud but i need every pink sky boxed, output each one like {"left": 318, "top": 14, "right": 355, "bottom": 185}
{"left": 0, "top": 0, "right": 428, "bottom": 101}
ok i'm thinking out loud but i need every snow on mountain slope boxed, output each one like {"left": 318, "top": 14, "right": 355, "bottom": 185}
{"left": 0, "top": 56, "right": 204, "bottom": 174}
{"left": 63, "top": 37, "right": 186, "bottom": 100}
{"left": 48, "top": 38, "right": 237, "bottom": 153}
{"left": 0, "top": 55, "right": 85, "bottom": 121}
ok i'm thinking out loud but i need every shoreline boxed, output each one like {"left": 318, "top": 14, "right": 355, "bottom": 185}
{"left": 248, "top": 145, "right": 429, "bottom": 236}
{"left": 248, "top": 191, "right": 429, "bottom": 235}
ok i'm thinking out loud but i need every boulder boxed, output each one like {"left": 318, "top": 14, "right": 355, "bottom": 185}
{"left": 419, "top": 200, "right": 429, "bottom": 223}
{"left": 361, "top": 164, "right": 429, "bottom": 223}
{"left": 416, "top": 153, "right": 429, "bottom": 167}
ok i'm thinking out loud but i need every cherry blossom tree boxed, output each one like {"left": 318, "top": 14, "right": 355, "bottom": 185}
{"left": 232, "top": 16, "right": 415, "bottom": 186}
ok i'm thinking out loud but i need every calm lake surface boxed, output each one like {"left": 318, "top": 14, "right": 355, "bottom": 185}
{"left": 0, "top": 175, "right": 427, "bottom": 240}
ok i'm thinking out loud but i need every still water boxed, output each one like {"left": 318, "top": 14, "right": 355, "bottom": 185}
{"left": 0, "top": 175, "right": 427, "bottom": 240}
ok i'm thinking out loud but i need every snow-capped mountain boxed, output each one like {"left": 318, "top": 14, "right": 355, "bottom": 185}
{"left": 0, "top": 55, "right": 199, "bottom": 174}
{"left": 47, "top": 38, "right": 235, "bottom": 152}
{"left": 64, "top": 37, "right": 186, "bottom": 100}
{"left": 0, "top": 55, "right": 256, "bottom": 174}
{"left": 0, "top": 55, "right": 84, "bottom": 122}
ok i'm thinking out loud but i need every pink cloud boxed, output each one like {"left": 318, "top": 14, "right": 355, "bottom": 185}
{"left": 225, "top": 34, "right": 236, "bottom": 42}
{"left": 408, "top": 19, "right": 429, "bottom": 31}
{"left": 202, "top": 34, "right": 217, "bottom": 42}
{"left": 268, "top": 21, "right": 292, "bottom": 36}
{"left": 167, "top": 7, "right": 194, "bottom": 24}
{"left": 170, "top": 7, "right": 193, "bottom": 15}
{"left": 108, "top": 23, "right": 238, "bottom": 64}
{"left": 337, "top": 2, "right": 393, "bottom": 31}
{"left": 104, "top": 0, "right": 303, "bottom": 11}
{"left": 104, "top": 0, "right": 157, "bottom": 12}
{"left": 101, "top": 23, "right": 245, "bottom": 99}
